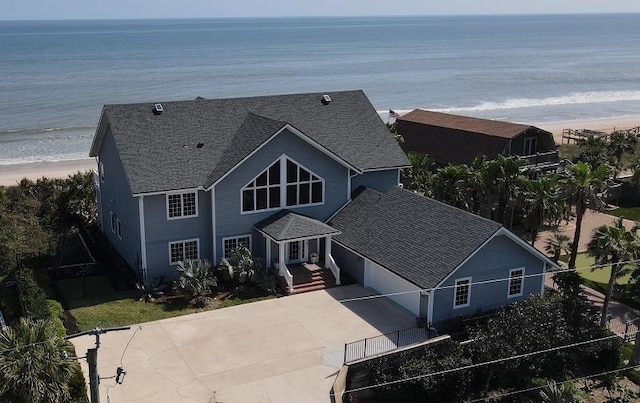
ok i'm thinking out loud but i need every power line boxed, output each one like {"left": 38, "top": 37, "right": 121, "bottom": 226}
{"left": 337, "top": 331, "right": 631, "bottom": 395}
{"left": 336, "top": 257, "right": 640, "bottom": 304}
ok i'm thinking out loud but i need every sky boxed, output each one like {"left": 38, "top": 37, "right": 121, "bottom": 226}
{"left": 3, "top": 0, "right": 640, "bottom": 20}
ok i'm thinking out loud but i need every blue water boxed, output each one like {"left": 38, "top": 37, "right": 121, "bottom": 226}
{"left": 2, "top": 15, "right": 640, "bottom": 164}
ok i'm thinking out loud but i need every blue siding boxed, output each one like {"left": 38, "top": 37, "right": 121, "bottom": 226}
{"left": 351, "top": 169, "right": 400, "bottom": 193}
{"left": 214, "top": 129, "right": 349, "bottom": 262}
{"left": 97, "top": 127, "right": 141, "bottom": 271}
{"left": 143, "top": 190, "right": 212, "bottom": 279}
{"left": 431, "top": 234, "right": 545, "bottom": 322}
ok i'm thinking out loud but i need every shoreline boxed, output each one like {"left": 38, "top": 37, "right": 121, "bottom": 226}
{"left": 1, "top": 115, "right": 640, "bottom": 187}
{"left": 0, "top": 159, "right": 95, "bottom": 187}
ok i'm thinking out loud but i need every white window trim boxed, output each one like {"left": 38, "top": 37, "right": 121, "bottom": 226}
{"left": 116, "top": 218, "right": 122, "bottom": 240}
{"left": 240, "top": 154, "right": 325, "bottom": 215}
{"left": 221, "top": 235, "right": 252, "bottom": 259}
{"left": 110, "top": 211, "right": 116, "bottom": 234}
{"left": 166, "top": 191, "right": 199, "bottom": 220}
{"left": 507, "top": 268, "right": 525, "bottom": 298}
{"left": 523, "top": 136, "right": 537, "bottom": 155}
{"left": 99, "top": 161, "right": 105, "bottom": 183}
{"left": 453, "top": 277, "right": 472, "bottom": 309}
{"left": 168, "top": 238, "right": 200, "bottom": 265}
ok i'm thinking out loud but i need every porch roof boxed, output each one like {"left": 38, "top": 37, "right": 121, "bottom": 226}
{"left": 255, "top": 210, "right": 341, "bottom": 242}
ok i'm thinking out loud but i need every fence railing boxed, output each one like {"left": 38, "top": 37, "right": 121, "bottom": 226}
{"left": 608, "top": 317, "right": 639, "bottom": 343}
{"left": 519, "top": 150, "right": 560, "bottom": 167}
{"left": 343, "top": 326, "right": 429, "bottom": 363}
{"left": 327, "top": 254, "right": 341, "bottom": 286}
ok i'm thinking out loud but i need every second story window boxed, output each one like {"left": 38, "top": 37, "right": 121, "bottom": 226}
{"left": 167, "top": 191, "right": 198, "bottom": 219}
{"left": 241, "top": 155, "right": 324, "bottom": 214}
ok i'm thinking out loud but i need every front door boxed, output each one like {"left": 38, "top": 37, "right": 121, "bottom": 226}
{"left": 286, "top": 240, "right": 307, "bottom": 264}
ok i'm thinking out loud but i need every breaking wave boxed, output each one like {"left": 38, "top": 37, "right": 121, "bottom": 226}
{"left": 434, "top": 90, "right": 640, "bottom": 113}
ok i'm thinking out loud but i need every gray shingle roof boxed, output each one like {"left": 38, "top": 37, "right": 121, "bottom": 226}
{"left": 90, "top": 90, "right": 409, "bottom": 194}
{"left": 255, "top": 210, "right": 341, "bottom": 242}
{"left": 328, "top": 187, "right": 502, "bottom": 289}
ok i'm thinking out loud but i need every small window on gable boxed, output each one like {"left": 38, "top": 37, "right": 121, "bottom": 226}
{"left": 99, "top": 161, "right": 105, "bottom": 182}
{"left": 508, "top": 268, "right": 524, "bottom": 298}
{"left": 454, "top": 277, "right": 471, "bottom": 308}
{"left": 167, "top": 192, "right": 198, "bottom": 219}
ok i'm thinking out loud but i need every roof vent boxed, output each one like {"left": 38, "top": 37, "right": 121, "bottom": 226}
{"left": 321, "top": 94, "right": 331, "bottom": 105}
{"left": 153, "top": 103, "right": 163, "bottom": 115}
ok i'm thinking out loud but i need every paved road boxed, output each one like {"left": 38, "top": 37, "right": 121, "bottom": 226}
{"left": 71, "top": 285, "right": 416, "bottom": 403}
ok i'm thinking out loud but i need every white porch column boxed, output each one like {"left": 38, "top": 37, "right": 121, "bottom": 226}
{"left": 324, "top": 235, "right": 332, "bottom": 264}
{"left": 265, "top": 236, "right": 271, "bottom": 269}
{"left": 279, "top": 242, "right": 286, "bottom": 275}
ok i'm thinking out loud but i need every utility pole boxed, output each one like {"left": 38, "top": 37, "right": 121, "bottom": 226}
{"left": 66, "top": 326, "right": 131, "bottom": 403}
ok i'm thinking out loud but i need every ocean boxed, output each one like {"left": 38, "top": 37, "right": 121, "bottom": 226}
{"left": 2, "top": 14, "right": 640, "bottom": 165}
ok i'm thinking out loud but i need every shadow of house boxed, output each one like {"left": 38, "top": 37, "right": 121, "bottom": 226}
{"left": 396, "top": 109, "right": 559, "bottom": 174}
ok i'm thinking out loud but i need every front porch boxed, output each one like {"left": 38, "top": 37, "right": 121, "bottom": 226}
{"left": 255, "top": 210, "right": 343, "bottom": 294}
{"left": 287, "top": 262, "right": 338, "bottom": 294}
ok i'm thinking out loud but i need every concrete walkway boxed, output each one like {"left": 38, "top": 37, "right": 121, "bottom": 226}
{"left": 70, "top": 285, "right": 416, "bottom": 403}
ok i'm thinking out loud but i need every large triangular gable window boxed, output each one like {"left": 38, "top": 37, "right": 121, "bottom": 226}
{"left": 242, "top": 155, "right": 324, "bottom": 213}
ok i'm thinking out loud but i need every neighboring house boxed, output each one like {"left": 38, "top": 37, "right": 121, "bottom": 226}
{"left": 89, "top": 90, "right": 555, "bottom": 323}
{"left": 328, "top": 186, "right": 556, "bottom": 323}
{"left": 396, "top": 109, "right": 559, "bottom": 173}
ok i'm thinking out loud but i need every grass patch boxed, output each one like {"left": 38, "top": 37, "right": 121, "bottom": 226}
{"left": 605, "top": 199, "right": 640, "bottom": 221}
{"left": 559, "top": 253, "right": 633, "bottom": 285}
{"left": 68, "top": 291, "right": 276, "bottom": 331}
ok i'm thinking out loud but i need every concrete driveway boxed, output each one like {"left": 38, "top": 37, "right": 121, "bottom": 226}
{"left": 71, "top": 285, "right": 416, "bottom": 403}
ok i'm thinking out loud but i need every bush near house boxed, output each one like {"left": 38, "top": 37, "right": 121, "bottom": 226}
{"left": 363, "top": 291, "right": 622, "bottom": 402}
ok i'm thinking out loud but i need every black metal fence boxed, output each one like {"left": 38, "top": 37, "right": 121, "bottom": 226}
{"left": 343, "top": 326, "right": 430, "bottom": 363}
{"left": 608, "top": 317, "right": 639, "bottom": 343}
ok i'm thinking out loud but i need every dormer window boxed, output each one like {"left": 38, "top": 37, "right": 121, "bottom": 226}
{"left": 241, "top": 155, "right": 324, "bottom": 213}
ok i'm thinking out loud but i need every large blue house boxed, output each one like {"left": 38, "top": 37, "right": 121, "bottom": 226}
{"left": 89, "top": 90, "right": 555, "bottom": 323}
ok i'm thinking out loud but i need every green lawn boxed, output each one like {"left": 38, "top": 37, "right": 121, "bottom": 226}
{"left": 605, "top": 199, "right": 640, "bottom": 221}
{"left": 559, "top": 253, "right": 633, "bottom": 285}
{"left": 69, "top": 291, "right": 275, "bottom": 331}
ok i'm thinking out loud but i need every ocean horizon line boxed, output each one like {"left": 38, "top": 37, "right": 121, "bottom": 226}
{"left": 3, "top": 12, "right": 640, "bottom": 23}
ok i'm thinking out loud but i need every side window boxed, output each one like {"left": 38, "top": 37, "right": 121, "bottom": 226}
{"left": 454, "top": 277, "right": 471, "bottom": 308}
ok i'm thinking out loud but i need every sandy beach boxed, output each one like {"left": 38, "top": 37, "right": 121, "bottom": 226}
{"left": 534, "top": 115, "right": 640, "bottom": 145}
{"left": 0, "top": 116, "right": 639, "bottom": 187}
{"left": 0, "top": 159, "right": 95, "bottom": 187}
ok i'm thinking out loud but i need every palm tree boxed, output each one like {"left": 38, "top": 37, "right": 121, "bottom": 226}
{"left": 487, "top": 155, "right": 525, "bottom": 228}
{"left": 523, "top": 175, "right": 559, "bottom": 246}
{"left": 608, "top": 130, "right": 637, "bottom": 175}
{"left": 174, "top": 259, "right": 217, "bottom": 305}
{"left": 406, "top": 152, "right": 433, "bottom": 192}
{"left": 544, "top": 232, "right": 572, "bottom": 263}
{"left": 0, "top": 318, "right": 74, "bottom": 403}
{"left": 561, "top": 161, "right": 611, "bottom": 270}
{"left": 587, "top": 217, "right": 640, "bottom": 327}
{"left": 430, "top": 164, "right": 473, "bottom": 211}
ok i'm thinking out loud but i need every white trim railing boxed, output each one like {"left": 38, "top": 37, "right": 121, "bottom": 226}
{"left": 281, "top": 262, "right": 293, "bottom": 291}
{"left": 327, "top": 254, "right": 341, "bottom": 285}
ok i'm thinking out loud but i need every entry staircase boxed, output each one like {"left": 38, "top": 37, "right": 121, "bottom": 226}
{"left": 286, "top": 262, "right": 338, "bottom": 294}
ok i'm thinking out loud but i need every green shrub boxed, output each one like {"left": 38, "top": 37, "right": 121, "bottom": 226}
{"left": 15, "top": 268, "right": 49, "bottom": 319}
{"left": 47, "top": 299, "right": 67, "bottom": 337}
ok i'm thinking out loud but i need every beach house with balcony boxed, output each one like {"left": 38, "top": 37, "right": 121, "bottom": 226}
{"left": 89, "top": 90, "right": 555, "bottom": 323}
